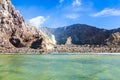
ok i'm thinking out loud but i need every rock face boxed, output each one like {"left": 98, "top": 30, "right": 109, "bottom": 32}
{"left": 65, "top": 37, "right": 72, "bottom": 45}
{"left": 0, "top": 0, "right": 52, "bottom": 50}
{"left": 106, "top": 32, "right": 120, "bottom": 45}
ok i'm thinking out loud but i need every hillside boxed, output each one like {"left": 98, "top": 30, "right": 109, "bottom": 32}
{"left": 0, "top": 0, "right": 53, "bottom": 52}
{"left": 46, "top": 24, "right": 110, "bottom": 45}
{"left": 42, "top": 24, "right": 120, "bottom": 46}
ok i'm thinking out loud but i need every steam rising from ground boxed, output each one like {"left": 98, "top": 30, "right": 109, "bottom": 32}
{"left": 51, "top": 35, "right": 56, "bottom": 44}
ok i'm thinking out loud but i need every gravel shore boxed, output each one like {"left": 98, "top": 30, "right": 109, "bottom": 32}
{"left": 1, "top": 45, "right": 120, "bottom": 54}
{"left": 53, "top": 45, "right": 120, "bottom": 53}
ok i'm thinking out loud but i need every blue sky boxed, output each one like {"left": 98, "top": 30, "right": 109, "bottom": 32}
{"left": 11, "top": 0, "right": 120, "bottom": 29}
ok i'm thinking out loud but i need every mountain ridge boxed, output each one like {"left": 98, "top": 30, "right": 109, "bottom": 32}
{"left": 42, "top": 24, "right": 120, "bottom": 45}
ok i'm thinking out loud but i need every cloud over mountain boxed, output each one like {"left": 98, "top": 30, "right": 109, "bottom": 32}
{"left": 92, "top": 8, "right": 120, "bottom": 17}
{"left": 29, "top": 16, "right": 46, "bottom": 28}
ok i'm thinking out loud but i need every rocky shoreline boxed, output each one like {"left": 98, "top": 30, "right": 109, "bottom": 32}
{"left": 53, "top": 45, "right": 120, "bottom": 53}
{"left": 1, "top": 45, "right": 120, "bottom": 54}
{"left": 0, "top": 48, "right": 45, "bottom": 54}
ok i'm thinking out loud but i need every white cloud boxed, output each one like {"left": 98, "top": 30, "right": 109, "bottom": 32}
{"left": 65, "top": 13, "right": 80, "bottom": 19}
{"left": 92, "top": 8, "right": 120, "bottom": 17}
{"left": 29, "top": 16, "right": 46, "bottom": 28}
{"left": 72, "top": 0, "right": 81, "bottom": 7}
{"left": 59, "top": 0, "right": 64, "bottom": 3}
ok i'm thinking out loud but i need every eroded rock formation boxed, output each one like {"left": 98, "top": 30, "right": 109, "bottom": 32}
{"left": 65, "top": 37, "right": 72, "bottom": 45}
{"left": 0, "top": 0, "right": 53, "bottom": 51}
{"left": 106, "top": 32, "right": 120, "bottom": 45}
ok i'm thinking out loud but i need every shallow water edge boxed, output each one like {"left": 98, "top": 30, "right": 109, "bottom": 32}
{"left": 0, "top": 52, "right": 120, "bottom": 55}
{"left": 0, "top": 54, "right": 120, "bottom": 80}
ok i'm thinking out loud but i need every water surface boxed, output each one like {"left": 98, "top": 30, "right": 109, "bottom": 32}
{"left": 0, "top": 54, "right": 120, "bottom": 80}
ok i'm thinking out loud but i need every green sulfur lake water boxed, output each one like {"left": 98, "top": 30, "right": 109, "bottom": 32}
{"left": 0, "top": 54, "right": 120, "bottom": 80}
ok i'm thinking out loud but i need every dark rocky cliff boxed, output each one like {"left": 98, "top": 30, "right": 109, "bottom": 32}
{"left": 48, "top": 24, "right": 111, "bottom": 45}
{"left": 45, "top": 24, "right": 120, "bottom": 46}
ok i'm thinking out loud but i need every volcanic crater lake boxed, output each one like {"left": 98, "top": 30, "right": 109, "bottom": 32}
{"left": 0, "top": 54, "right": 120, "bottom": 80}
